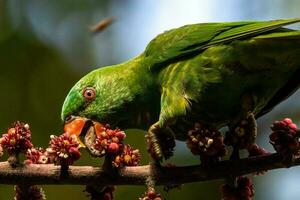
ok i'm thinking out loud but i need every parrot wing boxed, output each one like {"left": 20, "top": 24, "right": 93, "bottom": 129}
{"left": 145, "top": 18, "right": 300, "bottom": 71}
{"left": 146, "top": 19, "right": 300, "bottom": 127}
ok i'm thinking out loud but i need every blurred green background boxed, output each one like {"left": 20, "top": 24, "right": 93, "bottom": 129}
{"left": 0, "top": 0, "right": 300, "bottom": 199}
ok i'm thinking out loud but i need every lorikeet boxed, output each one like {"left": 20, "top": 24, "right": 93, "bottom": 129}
{"left": 61, "top": 18, "right": 300, "bottom": 161}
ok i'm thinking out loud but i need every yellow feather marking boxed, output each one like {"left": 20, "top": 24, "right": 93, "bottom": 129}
{"left": 164, "top": 62, "right": 181, "bottom": 88}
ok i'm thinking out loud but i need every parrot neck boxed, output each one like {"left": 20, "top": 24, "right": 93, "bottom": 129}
{"left": 99, "top": 54, "right": 161, "bottom": 130}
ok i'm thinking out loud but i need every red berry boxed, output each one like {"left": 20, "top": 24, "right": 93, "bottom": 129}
{"left": 248, "top": 144, "right": 269, "bottom": 157}
{"left": 101, "top": 131, "right": 109, "bottom": 139}
{"left": 116, "top": 131, "right": 126, "bottom": 140}
{"left": 107, "top": 142, "right": 119, "bottom": 154}
{"left": 8, "top": 128, "right": 16, "bottom": 135}
{"left": 1, "top": 122, "right": 33, "bottom": 155}
{"left": 107, "top": 130, "right": 115, "bottom": 136}
{"left": 283, "top": 118, "right": 293, "bottom": 125}
{"left": 102, "top": 193, "right": 112, "bottom": 200}
{"left": 48, "top": 133, "right": 81, "bottom": 165}
{"left": 69, "top": 147, "right": 81, "bottom": 160}
{"left": 147, "top": 191, "right": 156, "bottom": 199}
{"left": 289, "top": 123, "right": 298, "bottom": 131}
{"left": 111, "top": 137, "right": 119, "bottom": 143}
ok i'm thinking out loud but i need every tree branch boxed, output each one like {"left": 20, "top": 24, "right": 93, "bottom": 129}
{"left": 0, "top": 153, "right": 298, "bottom": 186}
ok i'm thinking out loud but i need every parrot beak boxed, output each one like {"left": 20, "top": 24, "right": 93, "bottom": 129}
{"left": 63, "top": 116, "right": 104, "bottom": 157}
{"left": 64, "top": 116, "right": 90, "bottom": 148}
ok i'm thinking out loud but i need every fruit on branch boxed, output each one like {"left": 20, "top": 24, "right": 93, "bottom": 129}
{"left": 247, "top": 144, "right": 269, "bottom": 157}
{"left": 187, "top": 123, "right": 226, "bottom": 164}
{"left": 271, "top": 118, "right": 298, "bottom": 135}
{"left": 221, "top": 176, "right": 254, "bottom": 200}
{"left": 0, "top": 121, "right": 33, "bottom": 155}
{"left": 47, "top": 133, "right": 81, "bottom": 165}
{"left": 92, "top": 125, "right": 126, "bottom": 157}
{"left": 14, "top": 185, "right": 46, "bottom": 200}
{"left": 224, "top": 114, "right": 257, "bottom": 150}
{"left": 247, "top": 144, "right": 270, "bottom": 175}
{"left": 112, "top": 144, "right": 140, "bottom": 167}
{"left": 88, "top": 123, "right": 140, "bottom": 167}
{"left": 139, "top": 190, "right": 162, "bottom": 200}
{"left": 62, "top": 119, "right": 141, "bottom": 167}
{"left": 0, "top": 121, "right": 141, "bottom": 200}
{"left": 269, "top": 118, "right": 299, "bottom": 159}
{"left": 0, "top": 118, "right": 299, "bottom": 200}
{"left": 0, "top": 122, "right": 47, "bottom": 200}
{"left": 85, "top": 185, "right": 115, "bottom": 200}
{"left": 25, "top": 148, "right": 50, "bottom": 164}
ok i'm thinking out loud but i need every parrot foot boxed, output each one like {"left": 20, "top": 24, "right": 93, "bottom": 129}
{"left": 225, "top": 113, "right": 257, "bottom": 150}
{"left": 146, "top": 122, "right": 176, "bottom": 162}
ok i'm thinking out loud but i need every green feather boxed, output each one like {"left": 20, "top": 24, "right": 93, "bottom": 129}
{"left": 146, "top": 18, "right": 300, "bottom": 129}
{"left": 145, "top": 18, "right": 300, "bottom": 71}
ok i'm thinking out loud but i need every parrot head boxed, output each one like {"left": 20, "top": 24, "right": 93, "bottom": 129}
{"left": 61, "top": 55, "right": 154, "bottom": 156}
{"left": 61, "top": 66, "right": 130, "bottom": 156}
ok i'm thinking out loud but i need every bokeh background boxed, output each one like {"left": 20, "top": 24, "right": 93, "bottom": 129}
{"left": 1, "top": 0, "right": 300, "bottom": 199}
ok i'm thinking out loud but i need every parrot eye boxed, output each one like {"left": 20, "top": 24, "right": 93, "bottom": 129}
{"left": 82, "top": 87, "right": 96, "bottom": 101}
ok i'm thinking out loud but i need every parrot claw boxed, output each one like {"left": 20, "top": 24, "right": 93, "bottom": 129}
{"left": 146, "top": 127, "right": 163, "bottom": 161}
{"left": 146, "top": 122, "right": 176, "bottom": 162}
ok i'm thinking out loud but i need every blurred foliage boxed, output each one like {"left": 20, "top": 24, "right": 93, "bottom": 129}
{"left": 0, "top": 0, "right": 300, "bottom": 200}
{"left": 0, "top": 2, "right": 216, "bottom": 199}
{"left": 0, "top": 17, "right": 79, "bottom": 146}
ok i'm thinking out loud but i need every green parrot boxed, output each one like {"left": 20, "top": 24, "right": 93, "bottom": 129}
{"left": 61, "top": 18, "right": 300, "bottom": 161}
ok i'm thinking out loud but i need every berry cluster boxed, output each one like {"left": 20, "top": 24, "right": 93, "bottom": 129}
{"left": 46, "top": 133, "right": 81, "bottom": 165}
{"left": 93, "top": 125, "right": 140, "bottom": 167}
{"left": 0, "top": 122, "right": 33, "bottom": 155}
{"left": 269, "top": 118, "right": 299, "bottom": 158}
{"left": 139, "top": 190, "right": 162, "bottom": 200}
{"left": 187, "top": 123, "right": 226, "bottom": 163}
{"left": 221, "top": 176, "right": 254, "bottom": 200}
{"left": 14, "top": 185, "right": 46, "bottom": 200}
{"left": 25, "top": 148, "right": 50, "bottom": 164}
{"left": 85, "top": 185, "right": 115, "bottom": 200}
{"left": 112, "top": 144, "right": 140, "bottom": 167}
{"left": 247, "top": 144, "right": 270, "bottom": 175}
{"left": 93, "top": 126, "right": 126, "bottom": 156}
{"left": 0, "top": 121, "right": 142, "bottom": 200}
{"left": 247, "top": 144, "right": 269, "bottom": 157}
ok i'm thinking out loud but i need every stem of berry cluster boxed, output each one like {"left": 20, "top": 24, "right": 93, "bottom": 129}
{"left": 102, "top": 154, "right": 114, "bottom": 172}
{"left": 7, "top": 152, "right": 34, "bottom": 199}
{"left": 85, "top": 154, "right": 116, "bottom": 200}
{"left": 60, "top": 164, "right": 70, "bottom": 179}
{"left": 225, "top": 147, "right": 240, "bottom": 187}
{"left": 8, "top": 153, "right": 21, "bottom": 168}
